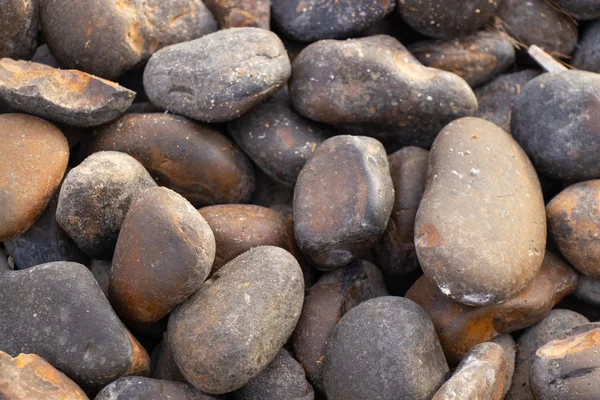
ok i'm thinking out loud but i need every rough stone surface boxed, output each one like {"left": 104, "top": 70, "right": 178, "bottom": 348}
{"left": 144, "top": 28, "right": 291, "bottom": 123}
{"left": 168, "top": 246, "right": 304, "bottom": 394}
{"left": 0, "top": 114, "right": 69, "bottom": 241}
{"left": 512, "top": 71, "right": 600, "bottom": 181}
{"left": 272, "top": 0, "right": 394, "bottom": 42}
{"left": 204, "top": 0, "right": 270, "bottom": 29}
{"left": 0, "top": 0, "right": 38, "bottom": 60}
{"left": 56, "top": 151, "right": 157, "bottom": 259}
{"left": 110, "top": 187, "right": 216, "bottom": 325}
{"left": 497, "top": 0, "right": 578, "bottom": 57}
{"left": 407, "top": 252, "right": 579, "bottom": 365}
{"left": 322, "top": 296, "right": 449, "bottom": 400}
{"left": 475, "top": 70, "right": 541, "bottom": 133}
{"left": 289, "top": 35, "right": 477, "bottom": 150}
{"left": 410, "top": 31, "right": 515, "bottom": 88}
{"left": 233, "top": 349, "right": 314, "bottom": 400}
{"left": 0, "top": 59, "right": 135, "bottom": 127}
{"left": 95, "top": 377, "right": 216, "bottom": 400}
{"left": 293, "top": 135, "right": 394, "bottom": 270}
{"left": 415, "top": 117, "right": 546, "bottom": 306}
{"left": 227, "top": 88, "right": 330, "bottom": 188}
{"left": 505, "top": 309, "right": 590, "bottom": 400}
{"left": 375, "top": 146, "right": 428, "bottom": 276}
{"left": 432, "top": 343, "right": 506, "bottom": 400}
{"left": 397, "top": 0, "right": 500, "bottom": 39}
{"left": 292, "top": 260, "right": 388, "bottom": 392}
{"left": 0, "top": 351, "right": 88, "bottom": 400}
{"left": 86, "top": 113, "right": 255, "bottom": 207}
{"left": 0, "top": 262, "right": 150, "bottom": 392}
{"left": 40, "top": 0, "right": 217, "bottom": 80}
{"left": 150, "top": 336, "right": 186, "bottom": 383}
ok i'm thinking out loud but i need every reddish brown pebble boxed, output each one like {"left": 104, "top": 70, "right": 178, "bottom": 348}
{"left": 415, "top": 117, "right": 546, "bottom": 306}
{"left": 110, "top": 187, "right": 216, "bottom": 325}
{"left": 409, "top": 31, "right": 516, "bottom": 87}
{"left": 86, "top": 113, "right": 255, "bottom": 207}
{"left": 204, "top": 0, "right": 270, "bottom": 29}
{"left": 0, "top": 59, "right": 135, "bottom": 127}
{"left": 40, "top": 0, "right": 217, "bottom": 80}
{"left": 293, "top": 135, "right": 394, "bottom": 270}
{"left": 406, "top": 252, "right": 579, "bottom": 364}
{"left": 0, "top": 114, "right": 69, "bottom": 241}
{"left": 0, "top": 351, "right": 88, "bottom": 400}
{"left": 292, "top": 260, "right": 388, "bottom": 392}
{"left": 0, "top": 0, "right": 38, "bottom": 60}
{"left": 547, "top": 180, "right": 600, "bottom": 279}
{"left": 432, "top": 343, "right": 506, "bottom": 400}
{"left": 375, "top": 146, "right": 428, "bottom": 276}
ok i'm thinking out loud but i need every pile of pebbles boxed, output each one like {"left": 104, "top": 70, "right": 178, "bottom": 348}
{"left": 3, "top": 0, "right": 600, "bottom": 399}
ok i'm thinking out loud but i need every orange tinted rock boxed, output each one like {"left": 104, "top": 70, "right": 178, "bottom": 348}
{"left": 0, "top": 59, "right": 135, "bottom": 127}
{"left": 40, "top": 0, "right": 217, "bottom": 80}
{"left": 0, "top": 0, "right": 38, "bottom": 60}
{"left": 0, "top": 351, "right": 88, "bottom": 400}
{"left": 406, "top": 252, "right": 579, "bottom": 364}
{"left": 110, "top": 187, "right": 216, "bottom": 325}
{"left": 547, "top": 180, "right": 600, "bottom": 279}
{"left": 204, "top": 0, "right": 270, "bottom": 29}
{"left": 0, "top": 114, "right": 69, "bottom": 241}
{"left": 86, "top": 113, "right": 255, "bottom": 207}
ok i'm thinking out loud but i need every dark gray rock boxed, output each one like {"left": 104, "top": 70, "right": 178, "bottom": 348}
{"left": 574, "top": 275, "right": 600, "bottom": 307}
{"left": 144, "top": 28, "right": 291, "bottom": 123}
{"left": 95, "top": 377, "right": 216, "bottom": 400}
{"left": 322, "top": 296, "right": 449, "bottom": 400}
{"left": 56, "top": 151, "right": 157, "bottom": 259}
{"left": 573, "top": 19, "right": 600, "bottom": 73}
{"left": 556, "top": 0, "right": 600, "bottom": 19}
{"left": 272, "top": 0, "right": 394, "bottom": 42}
{"left": 0, "top": 0, "right": 38, "bottom": 60}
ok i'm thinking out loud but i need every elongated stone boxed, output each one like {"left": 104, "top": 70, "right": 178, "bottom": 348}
{"left": 294, "top": 135, "right": 394, "bottom": 270}
{"left": 415, "top": 117, "right": 546, "bottom": 306}
{"left": 0, "top": 59, "right": 135, "bottom": 127}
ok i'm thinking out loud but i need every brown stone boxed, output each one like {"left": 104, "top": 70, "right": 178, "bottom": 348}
{"left": 375, "top": 146, "right": 428, "bottom": 276}
{"left": 0, "top": 59, "right": 135, "bottom": 127}
{"left": 203, "top": 0, "right": 270, "bottom": 29}
{"left": 409, "top": 31, "right": 515, "bottom": 87}
{"left": 406, "top": 251, "right": 579, "bottom": 364}
{"left": 0, "top": 351, "right": 88, "bottom": 400}
{"left": 547, "top": 180, "right": 600, "bottom": 279}
{"left": 415, "top": 117, "right": 546, "bottom": 306}
{"left": 86, "top": 113, "right": 255, "bottom": 207}
{"left": 292, "top": 260, "right": 388, "bottom": 392}
{"left": 0, "top": 0, "right": 38, "bottom": 60}
{"left": 491, "top": 334, "right": 516, "bottom": 397}
{"left": 110, "top": 187, "right": 216, "bottom": 325}
{"left": 432, "top": 343, "right": 506, "bottom": 400}
{"left": 40, "top": 0, "right": 217, "bottom": 80}
{"left": 0, "top": 114, "right": 69, "bottom": 241}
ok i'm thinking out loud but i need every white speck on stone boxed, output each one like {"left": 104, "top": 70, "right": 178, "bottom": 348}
{"left": 451, "top": 170, "right": 463, "bottom": 179}
{"left": 470, "top": 168, "right": 480, "bottom": 176}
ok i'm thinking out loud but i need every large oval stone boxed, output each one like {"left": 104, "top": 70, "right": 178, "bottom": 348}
{"left": 168, "top": 246, "right": 304, "bottom": 394}
{"left": 415, "top": 117, "right": 546, "bottom": 306}
{"left": 110, "top": 187, "right": 216, "bottom": 325}
{"left": 0, "top": 114, "right": 69, "bottom": 241}
{"left": 293, "top": 135, "right": 394, "bottom": 270}
{"left": 86, "top": 113, "right": 255, "bottom": 207}
{"left": 144, "top": 28, "right": 291, "bottom": 123}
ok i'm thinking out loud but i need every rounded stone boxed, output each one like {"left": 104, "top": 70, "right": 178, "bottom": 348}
{"left": 272, "top": 0, "right": 394, "bottom": 42}
{"left": 573, "top": 20, "right": 600, "bottom": 73}
{"left": 289, "top": 35, "right": 477, "bottom": 150}
{"left": 144, "top": 27, "right": 291, "bottom": 123}
{"left": 86, "top": 113, "right": 255, "bottom": 207}
{"left": 322, "top": 296, "right": 449, "bottom": 400}
{"left": 293, "top": 135, "right": 394, "bottom": 270}
{"left": 168, "top": 246, "right": 304, "bottom": 394}
{"left": 512, "top": 71, "right": 600, "bottom": 181}
{"left": 110, "top": 186, "right": 216, "bottom": 325}
{"left": 0, "top": 0, "right": 38, "bottom": 60}
{"left": 397, "top": 0, "right": 500, "bottom": 39}
{"left": 95, "top": 377, "right": 217, "bottom": 400}
{"left": 40, "top": 0, "right": 217, "bottom": 80}
{"left": 375, "top": 146, "right": 429, "bottom": 276}
{"left": 555, "top": 0, "right": 600, "bottom": 19}
{"left": 0, "top": 114, "right": 69, "bottom": 241}
{"left": 56, "top": 151, "right": 157, "bottom": 259}
{"left": 415, "top": 117, "right": 546, "bottom": 306}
